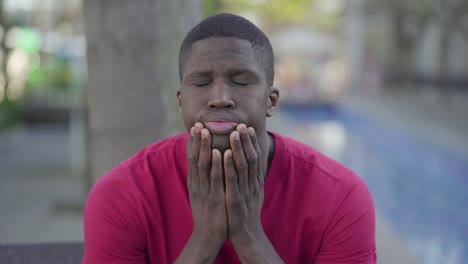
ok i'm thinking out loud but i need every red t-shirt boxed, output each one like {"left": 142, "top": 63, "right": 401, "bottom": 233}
{"left": 83, "top": 132, "right": 376, "bottom": 263}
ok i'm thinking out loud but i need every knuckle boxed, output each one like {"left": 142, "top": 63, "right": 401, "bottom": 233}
{"left": 192, "top": 134, "right": 201, "bottom": 142}
{"left": 227, "top": 171, "right": 237, "bottom": 181}
{"left": 197, "top": 161, "right": 210, "bottom": 169}
{"left": 238, "top": 160, "right": 249, "bottom": 170}
{"left": 258, "top": 174, "right": 265, "bottom": 186}
{"left": 189, "top": 189, "right": 200, "bottom": 198}
{"left": 188, "top": 154, "right": 198, "bottom": 164}
{"left": 248, "top": 153, "right": 259, "bottom": 163}
{"left": 187, "top": 179, "right": 197, "bottom": 189}
{"left": 210, "top": 172, "right": 219, "bottom": 180}
{"left": 200, "top": 137, "right": 209, "bottom": 146}
{"left": 208, "top": 194, "right": 222, "bottom": 206}
{"left": 251, "top": 184, "right": 260, "bottom": 194}
{"left": 228, "top": 195, "right": 242, "bottom": 205}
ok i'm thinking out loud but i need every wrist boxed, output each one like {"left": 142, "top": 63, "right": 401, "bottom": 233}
{"left": 175, "top": 231, "right": 224, "bottom": 264}
{"left": 230, "top": 228, "right": 266, "bottom": 257}
{"left": 192, "top": 227, "right": 226, "bottom": 248}
{"left": 230, "top": 228, "right": 284, "bottom": 264}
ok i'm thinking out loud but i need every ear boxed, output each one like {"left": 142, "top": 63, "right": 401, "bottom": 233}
{"left": 266, "top": 86, "right": 279, "bottom": 117}
{"left": 177, "top": 89, "right": 182, "bottom": 114}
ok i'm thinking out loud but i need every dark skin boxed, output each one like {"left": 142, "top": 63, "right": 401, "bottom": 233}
{"left": 174, "top": 37, "right": 282, "bottom": 263}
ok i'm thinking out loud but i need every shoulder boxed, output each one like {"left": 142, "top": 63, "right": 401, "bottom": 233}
{"left": 88, "top": 133, "right": 188, "bottom": 201}
{"left": 272, "top": 131, "right": 356, "bottom": 184}
{"left": 120, "top": 132, "right": 188, "bottom": 169}
{"left": 271, "top": 133, "right": 376, "bottom": 261}
{"left": 269, "top": 132, "right": 376, "bottom": 261}
{"left": 270, "top": 132, "right": 372, "bottom": 215}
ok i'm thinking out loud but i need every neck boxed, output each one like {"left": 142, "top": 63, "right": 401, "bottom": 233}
{"left": 257, "top": 130, "right": 275, "bottom": 179}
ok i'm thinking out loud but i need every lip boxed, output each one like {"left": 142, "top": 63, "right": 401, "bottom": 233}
{"left": 204, "top": 121, "right": 238, "bottom": 134}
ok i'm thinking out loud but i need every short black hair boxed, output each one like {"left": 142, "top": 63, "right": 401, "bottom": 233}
{"left": 179, "top": 13, "right": 274, "bottom": 87}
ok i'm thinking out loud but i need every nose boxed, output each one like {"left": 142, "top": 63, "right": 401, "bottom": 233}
{"left": 207, "top": 79, "right": 235, "bottom": 109}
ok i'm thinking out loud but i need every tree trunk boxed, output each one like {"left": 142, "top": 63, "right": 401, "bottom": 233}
{"left": 83, "top": 0, "right": 201, "bottom": 185}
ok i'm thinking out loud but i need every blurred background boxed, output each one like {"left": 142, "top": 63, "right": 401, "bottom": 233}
{"left": 0, "top": 0, "right": 467, "bottom": 263}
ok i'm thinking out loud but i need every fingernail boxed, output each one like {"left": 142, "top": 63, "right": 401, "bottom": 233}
{"left": 201, "top": 129, "right": 207, "bottom": 139}
{"left": 198, "top": 124, "right": 205, "bottom": 133}
{"left": 190, "top": 127, "right": 194, "bottom": 136}
{"left": 241, "top": 124, "right": 247, "bottom": 132}
{"left": 234, "top": 131, "right": 240, "bottom": 140}
{"left": 248, "top": 127, "right": 255, "bottom": 136}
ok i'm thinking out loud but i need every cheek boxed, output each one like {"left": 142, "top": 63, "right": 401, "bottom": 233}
{"left": 239, "top": 94, "right": 268, "bottom": 120}
{"left": 180, "top": 94, "right": 202, "bottom": 124}
{"left": 251, "top": 91, "right": 269, "bottom": 109}
{"left": 181, "top": 109, "right": 197, "bottom": 131}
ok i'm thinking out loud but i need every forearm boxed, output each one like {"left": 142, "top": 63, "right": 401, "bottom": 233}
{"left": 173, "top": 233, "right": 224, "bottom": 264}
{"left": 232, "top": 231, "right": 284, "bottom": 264}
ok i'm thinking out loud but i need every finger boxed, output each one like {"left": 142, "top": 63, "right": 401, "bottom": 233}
{"left": 224, "top": 149, "right": 240, "bottom": 202}
{"left": 248, "top": 127, "right": 264, "bottom": 187}
{"left": 187, "top": 124, "right": 202, "bottom": 189}
{"left": 198, "top": 128, "right": 212, "bottom": 193}
{"left": 230, "top": 130, "right": 248, "bottom": 195}
{"left": 238, "top": 125, "right": 259, "bottom": 192}
{"left": 210, "top": 149, "right": 223, "bottom": 196}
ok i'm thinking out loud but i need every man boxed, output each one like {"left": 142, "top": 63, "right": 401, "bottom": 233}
{"left": 83, "top": 13, "right": 376, "bottom": 263}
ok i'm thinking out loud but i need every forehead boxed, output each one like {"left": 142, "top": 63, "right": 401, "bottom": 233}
{"left": 183, "top": 37, "right": 261, "bottom": 76}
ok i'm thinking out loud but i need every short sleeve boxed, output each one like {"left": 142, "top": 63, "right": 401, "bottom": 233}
{"left": 82, "top": 166, "right": 146, "bottom": 264}
{"left": 315, "top": 175, "right": 377, "bottom": 264}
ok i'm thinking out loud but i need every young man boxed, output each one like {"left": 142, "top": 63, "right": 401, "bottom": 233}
{"left": 83, "top": 13, "right": 376, "bottom": 264}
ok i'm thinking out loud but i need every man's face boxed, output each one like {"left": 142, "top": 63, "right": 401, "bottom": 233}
{"left": 178, "top": 37, "right": 277, "bottom": 152}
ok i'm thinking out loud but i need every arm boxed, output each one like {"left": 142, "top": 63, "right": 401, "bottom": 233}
{"left": 224, "top": 125, "right": 284, "bottom": 264}
{"left": 173, "top": 124, "right": 227, "bottom": 264}
{"left": 315, "top": 176, "right": 377, "bottom": 264}
{"left": 82, "top": 167, "right": 146, "bottom": 264}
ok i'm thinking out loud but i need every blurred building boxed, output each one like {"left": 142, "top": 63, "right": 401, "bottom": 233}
{"left": 272, "top": 27, "right": 348, "bottom": 106}
{"left": 350, "top": 0, "right": 468, "bottom": 103}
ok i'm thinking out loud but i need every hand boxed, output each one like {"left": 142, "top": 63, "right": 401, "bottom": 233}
{"left": 175, "top": 123, "right": 226, "bottom": 263}
{"left": 224, "top": 124, "right": 264, "bottom": 246}
{"left": 188, "top": 122, "right": 227, "bottom": 244}
{"left": 224, "top": 124, "right": 284, "bottom": 263}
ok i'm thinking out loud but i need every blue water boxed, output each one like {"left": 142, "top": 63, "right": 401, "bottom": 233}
{"left": 280, "top": 105, "right": 468, "bottom": 264}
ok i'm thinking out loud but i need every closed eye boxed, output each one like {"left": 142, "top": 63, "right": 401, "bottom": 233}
{"left": 193, "top": 80, "right": 211, "bottom": 87}
{"left": 194, "top": 83, "right": 210, "bottom": 87}
{"left": 231, "top": 78, "right": 250, "bottom": 86}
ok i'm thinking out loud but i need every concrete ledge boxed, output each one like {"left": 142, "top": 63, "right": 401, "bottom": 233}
{"left": 0, "top": 242, "right": 84, "bottom": 264}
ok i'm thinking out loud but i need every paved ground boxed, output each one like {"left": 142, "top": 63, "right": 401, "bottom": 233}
{"left": 0, "top": 125, "right": 85, "bottom": 243}
{"left": 1, "top": 90, "right": 466, "bottom": 263}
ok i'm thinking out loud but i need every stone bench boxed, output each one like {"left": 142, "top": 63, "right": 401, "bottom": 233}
{"left": 0, "top": 242, "right": 84, "bottom": 264}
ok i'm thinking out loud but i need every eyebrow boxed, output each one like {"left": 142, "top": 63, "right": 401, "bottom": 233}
{"left": 185, "top": 68, "right": 259, "bottom": 80}
{"left": 227, "top": 68, "right": 258, "bottom": 77}
{"left": 186, "top": 70, "right": 213, "bottom": 80}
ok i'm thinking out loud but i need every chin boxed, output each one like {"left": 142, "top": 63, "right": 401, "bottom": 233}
{"left": 211, "top": 134, "right": 231, "bottom": 153}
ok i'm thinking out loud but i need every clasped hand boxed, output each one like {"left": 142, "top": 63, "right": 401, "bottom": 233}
{"left": 187, "top": 122, "right": 265, "bottom": 249}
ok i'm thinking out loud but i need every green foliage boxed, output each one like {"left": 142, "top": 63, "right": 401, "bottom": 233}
{"left": 203, "top": 0, "right": 223, "bottom": 17}
{"left": 202, "top": 0, "right": 342, "bottom": 30}
{"left": 27, "top": 67, "right": 45, "bottom": 89}
{"left": 47, "top": 59, "right": 74, "bottom": 91}
{"left": 221, "top": 0, "right": 311, "bottom": 24}
{"left": 26, "top": 56, "right": 75, "bottom": 92}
